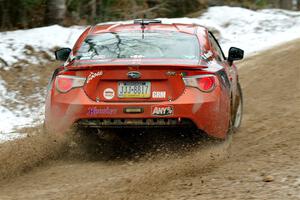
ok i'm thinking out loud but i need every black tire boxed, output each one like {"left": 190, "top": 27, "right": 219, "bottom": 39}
{"left": 232, "top": 82, "right": 243, "bottom": 132}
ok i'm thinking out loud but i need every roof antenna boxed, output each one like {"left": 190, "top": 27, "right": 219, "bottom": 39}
{"left": 134, "top": 16, "right": 162, "bottom": 39}
{"left": 141, "top": 20, "right": 145, "bottom": 39}
{"left": 141, "top": 14, "right": 146, "bottom": 39}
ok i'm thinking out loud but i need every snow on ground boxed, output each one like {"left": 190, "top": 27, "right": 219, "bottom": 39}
{"left": 193, "top": 7, "right": 300, "bottom": 55}
{"left": 0, "top": 80, "right": 27, "bottom": 140}
{"left": 0, "top": 26, "right": 85, "bottom": 141}
{"left": 0, "top": 6, "right": 300, "bottom": 142}
{"left": 161, "top": 7, "right": 300, "bottom": 55}
{"left": 0, "top": 78, "right": 44, "bottom": 141}
{"left": 0, "top": 25, "right": 85, "bottom": 68}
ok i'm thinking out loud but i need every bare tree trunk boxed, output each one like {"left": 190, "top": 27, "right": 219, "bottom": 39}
{"left": 18, "top": 3, "right": 28, "bottom": 29}
{"left": 45, "top": 0, "right": 66, "bottom": 25}
{"left": 267, "top": 0, "right": 280, "bottom": 8}
{"left": 297, "top": 0, "right": 300, "bottom": 10}
{"left": 279, "top": 0, "right": 293, "bottom": 10}
{"left": 0, "top": 0, "right": 12, "bottom": 29}
{"left": 96, "top": 0, "right": 102, "bottom": 22}
{"left": 89, "top": 0, "right": 97, "bottom": 23}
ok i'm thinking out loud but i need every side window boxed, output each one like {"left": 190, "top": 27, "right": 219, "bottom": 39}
{"left": 208, "top": 32, "right": 226, "bottom": 62}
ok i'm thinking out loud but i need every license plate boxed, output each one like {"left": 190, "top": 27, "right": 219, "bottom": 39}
{"left": 118, "top": 81, "right": 151, "bottom": 98}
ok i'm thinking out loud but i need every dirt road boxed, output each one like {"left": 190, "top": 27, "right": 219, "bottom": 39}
{"left": 0, "top": 39, "right": 299, "bottom": 200}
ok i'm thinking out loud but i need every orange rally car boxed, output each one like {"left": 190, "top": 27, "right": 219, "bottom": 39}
{"left": 45, "top": 19, "right": 244, "bottom": 140}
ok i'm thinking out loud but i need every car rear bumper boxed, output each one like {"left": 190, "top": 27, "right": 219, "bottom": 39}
{"left": 75, "top": 118, "right": 196, "bottom": 129}
{"left": 45, "top": 86, "right": 230, "bottom": 139}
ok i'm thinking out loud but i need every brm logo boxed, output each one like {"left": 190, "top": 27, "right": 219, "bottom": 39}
{"left": 151, "top": 105, "right": 174, "bottom": 116}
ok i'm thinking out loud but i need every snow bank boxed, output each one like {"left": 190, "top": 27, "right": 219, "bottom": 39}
{"left": 196, "top": 6, "right": 300, "bottom": 55}
{"left": 0, "top": 26, "right": 84, "bottom": 141}
{"left": 0, "top": 80, "right": 28, "bottom": 139}
{"left": 0, "top": 25, "right": 85, "bottom": 67}
{"left": 0, "top": 6, "right": 300, "bottom": 142}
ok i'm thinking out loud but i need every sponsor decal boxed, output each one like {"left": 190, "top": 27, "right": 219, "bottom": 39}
{"left": 152, "top": 91, "right": 166, "bottom": 98}
{"left": 103, "top": 88, "right": 115, "bottom": 100}
{"left": 152, "top": 105, "right": 174, "bottom": 116}
{"left": 130, "top": 55, "right": 144, "bottom": 59}
{"left": 166, "top": 71, "right": 176, "bottom": 76}
{"left": 87, "top": 71, "right": 103, "bottom": 83}
{"left": 87, "top": 107, "right": 117, "bottom": 115}
{"left": 201, "top": 51, "right": 213, "bottom": 61}
{"left": 130, "top": 55, "right": 143, "bottom": 65}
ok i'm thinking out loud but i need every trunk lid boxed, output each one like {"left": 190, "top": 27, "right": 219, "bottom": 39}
{"left": 68, "top": 60, "right": 208, "bottom": 102}
{"left": 82, "top": 67, "right": 184, "bottom": 102}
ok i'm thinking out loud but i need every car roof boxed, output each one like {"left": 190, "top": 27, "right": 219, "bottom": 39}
{"left": 89, "top": 20, "right": 208, "bottom": 36}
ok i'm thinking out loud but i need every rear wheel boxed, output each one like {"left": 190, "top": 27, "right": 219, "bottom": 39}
{"left": 232, "top": 82, "right": 243, "bottom": 132}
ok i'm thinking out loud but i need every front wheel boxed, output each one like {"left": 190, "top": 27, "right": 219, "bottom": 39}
{"left": 232, "top": 82, "right": 243, "bottom": 132}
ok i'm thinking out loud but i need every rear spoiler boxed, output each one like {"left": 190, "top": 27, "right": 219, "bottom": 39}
{"left": 66, "top": 60, "right": 209, "bottom": 71}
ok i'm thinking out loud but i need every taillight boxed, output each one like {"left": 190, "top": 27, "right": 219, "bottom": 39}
{"left": 55, "top": 75, "right": 86, "bottom": 93}
{"left": 183, "top": 75, "right": 216, "bottom": 92}
{"left": 199, "top": 76, "right": 215, "bottom": 91}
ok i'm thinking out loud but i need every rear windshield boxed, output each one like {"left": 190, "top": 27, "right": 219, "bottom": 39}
{"left": 76, "top": 31, "right": 200, "bottom": 60}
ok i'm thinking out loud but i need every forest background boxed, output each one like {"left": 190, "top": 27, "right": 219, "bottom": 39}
{"left": 0, "top": 0, "right": 299, "bottom": 30}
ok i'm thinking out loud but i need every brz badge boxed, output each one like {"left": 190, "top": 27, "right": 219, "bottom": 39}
{"left": 127, "top": 71, "right": 141, "bottom": 79}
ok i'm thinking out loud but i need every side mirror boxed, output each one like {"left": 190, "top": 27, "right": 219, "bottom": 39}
{"left": 228, "top": 47, "right": 244, "bottom": 62}
{"left": 55, "top": 48, "right": 71, "bottom": 61}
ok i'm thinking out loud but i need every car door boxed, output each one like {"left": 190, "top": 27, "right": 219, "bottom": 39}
{"left": 208, "top": 32, "right": 237, "bottom": 98}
